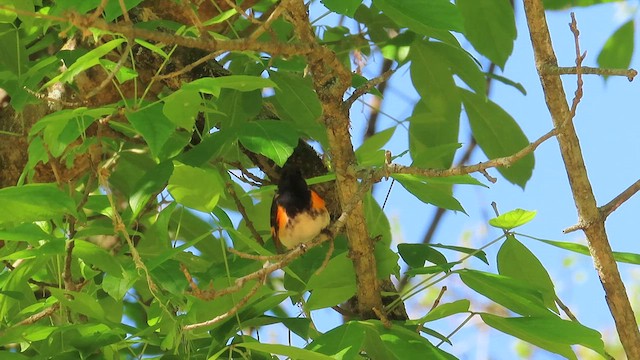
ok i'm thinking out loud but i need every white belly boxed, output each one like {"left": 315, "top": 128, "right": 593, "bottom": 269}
{"left": 279, "top": 210, "right": 330, "bottom": 249}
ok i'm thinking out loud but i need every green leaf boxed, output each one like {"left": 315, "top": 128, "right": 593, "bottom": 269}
{"left": 524, "top": 235, "right": 640, "bottom": 265}
{"left": 356, "top": 126, "right": 396, "bottom": 166}
{"left": 163, "top": 89, "right": 201, "bottom": 130}
{"left": 321, "top": 0, "right": 361, "bottom": 17}
{"left": 305, "top": 253, "right": 356, "bottom": 310}
{"left": 486, "top": 72, "right": 527, "bottom": 95}
{"left": 0, "top": 223, "right": 56, "bottom": 243}
{"left": 74, "top": 240, "right": 124, "bottom": 276}
{"left": 597, "top": 19, "right": 634, "bottom": 77}
{"left": 398, "top": 243, "right": 448, "bottom": 268}
{"left": 308, "top": 321, "right": 456, "bottom": 360}
{"left": 543, "top": 0, "right": 621, "bottom": 10}
{"left": 49, "top": 288, "right": 106, "bottom": 321}
{"left": 185, "top": 75, "right": 276, "bottom": 95}
{"left": 217, "top": 89, "right": 262, "bottom": 127}
{"left": 489, "top": 208, "right": 537, "bottom": 230}
{"left": 237, "top": 120, "right": 299, "bottom": 167}
{"left": 167, "top": 162, "right": 224, "bottom": 212}
{"left": 237, "top": 342, "right": 334, "bottom": 360}
{"left": 409, "top": 299, "right": 470, "bottom": 323}
{"left": 429, "top": 41, "right": 487, "bottom": 97}
{"left": 457, "top": 0, "right": 516, "bottom": 69}
{"left": 42, "top": 38, "right": 126, "bottom": 89}
{"left": 129, "top": 160, "right": 174, "bottom": 219}
{"left": 373, "top": 0, "right": 463, "bottom": 33}
{"left": 0, "top": 184, "right": 76, "bottom": 225}
{"left": 481, "top": 313, "right": 606, "bottom": 359}
{"left": 392, "top": 173, "right": 465, "bottom": 212}
{"left": 497, "top": 235, "right": 557, "bottom": 311}
{"left": 126, "top": 102, "right": 175, "bottom": 158}
{"left": 269, "top": 71, "right": 326, "bottom": 146}
{"left": 100, "top": 59, "right": 138, "bottom": 83}
{"left": 461, "top": 89, "right": 534, "bottom": 188}
{"left": 458, "top": 269, "right": 553, "bottom": 317}
{"left": 429, "top": 243, "right": 489, "bottom": 264}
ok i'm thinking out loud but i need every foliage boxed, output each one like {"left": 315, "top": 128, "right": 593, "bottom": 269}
{"left": 0, "top": 0, "right": 636, "bottom": 359}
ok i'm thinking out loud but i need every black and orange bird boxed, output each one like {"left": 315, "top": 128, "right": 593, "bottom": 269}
{"left": 270, "top": 166, "right": 330, "bottom": 251}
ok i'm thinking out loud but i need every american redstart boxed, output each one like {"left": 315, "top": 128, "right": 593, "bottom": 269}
{"left": 270, "top": 166, "right": 330, "bottom": 251}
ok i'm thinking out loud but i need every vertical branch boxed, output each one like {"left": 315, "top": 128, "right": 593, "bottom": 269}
{"left": 522, "top": 1, "right": 640, "bottom": 357}
{"left": 287, "top": 0, "right": 384, "bottom": 319}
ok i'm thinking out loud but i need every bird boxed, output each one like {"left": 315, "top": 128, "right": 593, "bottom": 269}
{"left": 270, "top": 166, "right": 330, "bottom": 252}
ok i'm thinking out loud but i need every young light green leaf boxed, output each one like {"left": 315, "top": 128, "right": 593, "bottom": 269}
{"left": 42, "top": 38, "right": 126, "bottom": 89}
{"left": 0, "top": 184, "right": 76, "bottom": 225}
{"left": 489, "top": 208, "right": 537, "bottom": 230}
{"left": 162, "top": 89, "right": 201, "bottom": 130}
{"left": 458, "top": 269, "right": 552, "bottom": 317}
{"left": 481, "top": 313, "right": 606, "bottom": 359}
{"left": 461, "top": 89, "right": 534, "bottom": 188}
{"left": 457, "top": 0, "right": 516, "bottom": 69}
{"left": 525, "top": 235, "right": 640, "bottom": 265}
{"left": 237, "top": 342, "right": 334, "bottom": 360}
{"left": 497, "top": 235, "right": 557, "bottom": 311}
{"left": 409, "top": 299, "right": 470, "bottom": 323}
{"left": 167, "top": 162, "right": 224, "bottom": 212}
{"left": 185, "top": 75, "right": 276, "bottom": 95}
{"left": 237, "top": 120, "right": 299, "bottom": 167}
{"left": 373, "top": 0, "right": 464, "bottom": 33}
{"left": 597, "top": 19, "right": 634, "bottom": 77}
{"left": 356, "top": 126, "right": 396, "bottom": 166}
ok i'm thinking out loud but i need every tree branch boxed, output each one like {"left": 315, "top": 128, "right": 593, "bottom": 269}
{"left": 542, "top": 65, "right": 638, "bottom": 82}
{"left": 372, "top": 128, "right": 556, "bottom": 182}
{"left": 599, "top": 179, "right": 640, "bottom": 220}
{"left": 522, "top": 3, "right": 640, "bottom": 357}
{"left": 286, "top": 0, "right": 384, "bottom": 319}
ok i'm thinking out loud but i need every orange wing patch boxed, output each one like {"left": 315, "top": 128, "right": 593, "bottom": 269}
{"left": 310, "top": 190, "right": 326, "bottom": 210}
{"left": 276, "top": 205, "right": 289, "bottom": 233}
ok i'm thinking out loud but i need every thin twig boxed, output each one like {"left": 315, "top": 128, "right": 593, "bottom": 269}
{"left": 555, "top": 295, "right": 578, "bottom": 322}
{"left": 372, "top": 128, "right": 557, "bottom": 182}
{"left": 153, "top": 52, "right": 222, "bottom": 81}
{"left": 183, "top": 276, "right": 264, "bottom": 330}
{"left": 314, "top": 238, "right": 334, "bottom": 275}
{"left": 568, "top": 13, "right": 586, "bottom": 119}
{"left": 542, "top": 65, "right": 637, "bottom": 82}
{"left": 344, "top": 69, "right": 395, "bottom": 108}
{"left": 226, "top": 181, "right": 264, "bottom": 245}
{"left": 249, "top": 0, "right": 289, "bottom": 39}
{"left": 63, "top": 239, "right": 76, "bottom": 291}
{"left": 118, "top": 0, "right": 131, "bottom": 23}
{"left": 87, "top": 0, "right": 108, "bottom": 24}
{"left": 599, "top": 179, "right": 640, "bottom": 220}
{"left": 15, "top": 303, "right": 61, "bottom": 326}
{"left": 227, "top": 246, "right": 283, "bottom": 261}
{"left": 429, "top": 286, "right": 447, "bottom": 313}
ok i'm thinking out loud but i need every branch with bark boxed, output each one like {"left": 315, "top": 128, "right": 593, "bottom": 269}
{"left": 522, "top": 2, "right": 640, "bottom": 357}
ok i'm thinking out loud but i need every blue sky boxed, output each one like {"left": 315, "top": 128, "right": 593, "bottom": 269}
{"left": 319, "top": 2, "right": 640, "bottom": 359}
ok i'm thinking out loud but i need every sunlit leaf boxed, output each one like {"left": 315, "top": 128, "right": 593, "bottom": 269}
{"left": 489, "top": 208, "right": 537, "bottom": 230}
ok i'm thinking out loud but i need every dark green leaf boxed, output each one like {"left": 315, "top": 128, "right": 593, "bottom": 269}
{"left": 458, "top": 269, "right": 553, "bottom": 317}
{"left": 306, "top": 253, "right": 356, "bottom": 310}
{"left": 481, "top": 313, "right": 606, "bottom": 359}
{"left": 237, "top": 120, "right": 299, "bottom": 167}
{"left": 489, "top": 208, "right": 537, "bottom": 230}
{"left": 351, "top": 73, "right": 384, "bottom": 97}
{"left": 167, "top": 162, "right": 224, "bottom": 212}
{"left": 321, "top": 0, "right": 361, "bottom": 17}
{"left": 373, "top": 0, "right": 463, "bottom": 33}
{"left": 428, "top": 243, "right": 489, "bottom": 264}
{"left": 497, "top": 235, "right": 557, "bottom": 311}
{"left": 126, "top": 103, "right": 175, "bottom": 158}
{"left": 597, "top": 19, "right": 634, "bottom": 77}
{"left": 217, "top": 89, "right": 262, "bottom": 127}
{"left": 392, "top": 173, "right": 465, "bottom": 212}
{"left": 74, "top": 240, "right": 124, "bottom": 276}
{"left": 398, "top": 243, "right": 448, "bottom": 268}
{"left": 269, "top": 71, "right": 326, "bottom": 146}
{"left": 457, "top": 0, "right": 516, "bottom": 69}
{"left": 129, "top": 160, "right": 174, "bottom": 218}
{"left": 0, "top": 184, "right": 76, "bottom": 225}
{"left": 461, "top": 89, "right": 534, "bottom": 188}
